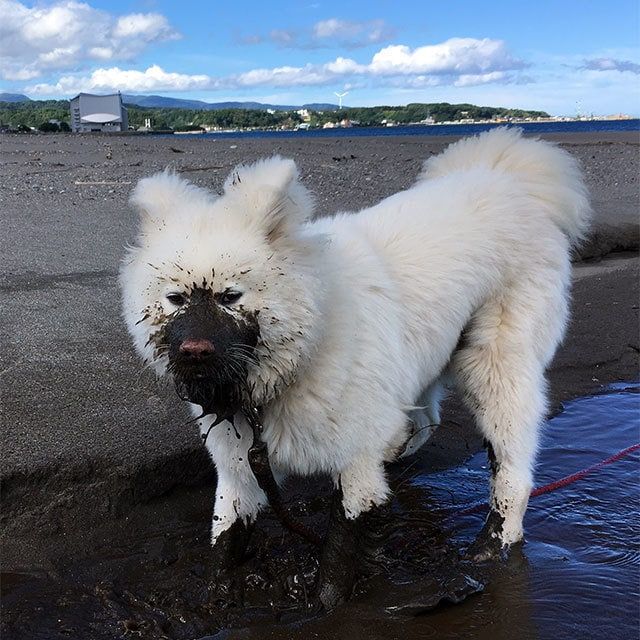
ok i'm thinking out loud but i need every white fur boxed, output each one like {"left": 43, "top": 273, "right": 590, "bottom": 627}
{"left": 120, "top": 128, "right": 591, "bottom": 546}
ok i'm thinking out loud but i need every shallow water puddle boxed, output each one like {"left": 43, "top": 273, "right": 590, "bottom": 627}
{"left": 406, "top": 383, "right": 640, "bottom": 640}
{"left": 2, "top": 385, "right": 638, "bottom": 640}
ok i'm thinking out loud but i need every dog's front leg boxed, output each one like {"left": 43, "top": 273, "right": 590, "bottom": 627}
{"left": 317, "top": 458, "right": 389, "bottom": 610}
{"left": 209, "top": 470, "right": 262, "bottom": 573}
{"left": 202, "top": 416, "right": 267, "bottom": 572}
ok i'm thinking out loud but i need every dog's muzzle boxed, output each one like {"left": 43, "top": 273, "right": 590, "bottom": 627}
{"left": 163, "top": 287, "right": 260, "bottom": 418}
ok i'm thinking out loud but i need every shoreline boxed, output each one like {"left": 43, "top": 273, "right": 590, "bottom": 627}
{"left": 4, "top": 117, "right": 639, "bottom": 140}
{"left": 152, "top": 117, "right": 640, "bottom": 134}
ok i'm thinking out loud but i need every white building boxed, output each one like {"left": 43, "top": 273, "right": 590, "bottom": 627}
{"left": 69, "top": 93, "right": 128, "bottom": 132}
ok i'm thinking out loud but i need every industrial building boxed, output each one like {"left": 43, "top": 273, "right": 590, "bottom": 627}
{"left": 69, "top": 93, "right": 128, "bottom": 132}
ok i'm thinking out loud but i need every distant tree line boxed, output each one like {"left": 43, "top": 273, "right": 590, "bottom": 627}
{"left": 0, "top": 99, "right": 70, "bottom": 129}
{"left": 127, "top": 107, "right": 303, "bottom": 130}
{"left": 0, "top": 99, "right": 549, "bottom": 132}
{"left": 310, "top": 103, "right": 549, "bottom": 126}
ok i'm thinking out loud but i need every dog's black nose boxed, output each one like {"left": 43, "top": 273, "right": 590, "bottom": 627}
{"left": 179, "top": 338, "right": 215, "bottom": 359}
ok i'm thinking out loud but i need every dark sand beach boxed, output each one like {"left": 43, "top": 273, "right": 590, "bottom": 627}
{"left": 1, "top": 130, "right": 638, "bottom": 639}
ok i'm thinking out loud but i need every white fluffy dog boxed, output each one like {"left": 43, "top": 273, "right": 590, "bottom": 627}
{"left": 120, "top": 128, "right": 590, "bottom": 602}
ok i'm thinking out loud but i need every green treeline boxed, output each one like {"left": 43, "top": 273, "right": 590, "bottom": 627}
{"left": 130, "top": 108, "right": 302, "bottom": 131}
{"left": 321, "top": 103, "right": 549, "bottom": 126}
{"left": 0, "top": 99, "right": 549, "bottom": 131}
{"left": 0, "top": 99, "right": 71, "bottom": 128}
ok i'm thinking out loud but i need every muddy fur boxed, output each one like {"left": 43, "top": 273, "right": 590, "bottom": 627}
{"left": 120, "top": 128, "right": 590, "bottom": 562}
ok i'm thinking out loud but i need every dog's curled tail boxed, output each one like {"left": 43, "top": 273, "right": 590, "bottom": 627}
{"left": 420, "top": 127, "right": 592, "bottom": 247}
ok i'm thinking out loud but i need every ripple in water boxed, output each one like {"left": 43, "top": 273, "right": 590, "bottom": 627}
{"left": 411, "top": 383, "right": 640, "bottom": 640}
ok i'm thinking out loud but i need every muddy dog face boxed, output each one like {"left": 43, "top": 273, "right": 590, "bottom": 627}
{"left": 120, "top": 158, "right": 326, "bottom": 417}
{"left": 161, "top": 283, "right": 260, "bottom": 419}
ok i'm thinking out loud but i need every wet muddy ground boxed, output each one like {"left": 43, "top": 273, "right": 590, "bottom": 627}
{"left": 2, "top": 384, "right": 638, "bottom": 640}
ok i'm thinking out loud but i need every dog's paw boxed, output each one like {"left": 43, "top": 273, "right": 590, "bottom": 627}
{"left": 315, "top": 533, "right": 358, "bottom": 611}
{"left": 464, "top": 509, "right": 512, "bottom": 562}
{"left": 208, "top": 519, "right": 254, "bottom": 575}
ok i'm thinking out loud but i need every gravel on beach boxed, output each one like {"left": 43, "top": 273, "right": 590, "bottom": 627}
{"left": 2, "top": 130, "right": 637, "bottom": 273}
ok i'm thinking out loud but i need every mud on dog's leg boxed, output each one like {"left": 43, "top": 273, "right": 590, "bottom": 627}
{"left": 203, "top": 419, "right": 267, "bottom": 571}
{"left": 317, "top": 457, "right": 389, "bottom": 610}
{"left": 209, "top": 470, "right": 265, "bottom": 572}
{"left": 455, "top": 352, "right": 545, "bottom": 559}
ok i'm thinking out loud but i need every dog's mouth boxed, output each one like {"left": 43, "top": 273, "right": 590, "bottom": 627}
{"left": 170, "top": 359, "right": 250, "bottom": 420}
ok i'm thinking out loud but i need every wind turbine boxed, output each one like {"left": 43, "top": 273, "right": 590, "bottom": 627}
{"left": 334, "top": 91, "right": 348, "bottom": 110}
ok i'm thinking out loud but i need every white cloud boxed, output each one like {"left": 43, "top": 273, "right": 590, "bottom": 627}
{"left": 0, "top": 0, "right": 179, "bottom": 81}
{"left": 386, "top": 63, "right": 639, "bottom": 117}
{"left": 231, "top": 38, "right": 524, "bottom": 87}
{"left": 25, "top": 37, "right": 528, "bottom": 96}
{"left": 241, "top": 17, "right": 395, "bottom": 49}
{"left": 3, "top": 66, "right": 39, "bottom": 81}
{"left": 88, "top": 47, "right": 114, "bottom": 60}
{"left": 233, "top": 64, "right": 332, "bottom": 87}
{"left": 313, "top": 18, "right": 352, "bottom": 38}
{"left": 112, "top": 13, "right": 175, "bottom": 41}
{"left": 454, "top": 71, "right": 512, "bottom": 87}
{"left": 369, "top": 38, "right": 524, "bottom": 76}
{"left": 27, "top": 64, "right": 213, "bottom": 95}
{"left": 581, "top": 57, "right": 640, "bottom": 74}
{"left": 312, "top": 18, "right": 394, "bottom": 46}
{"left": 324, "top": 56, "right": 365, "bottom": 74}
{"left": 38, "top": 47, "right": 79, "bottom": 66}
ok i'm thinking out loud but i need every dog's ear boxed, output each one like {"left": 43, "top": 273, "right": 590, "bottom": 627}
{"left": 224, "top": 156, "right": 313, "bottom": 243}
{"left": 129, "top": 170, "right": 213, "bottom": 235}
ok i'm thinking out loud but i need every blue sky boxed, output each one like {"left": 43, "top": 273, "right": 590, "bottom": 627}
{"left": 1, "top": 0, "right": 639, "bottom": 115}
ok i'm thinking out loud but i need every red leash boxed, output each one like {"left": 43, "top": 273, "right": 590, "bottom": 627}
{"left": 457, "top": 442, "right": 640, "bottom": 516}
{"left": 530, "top": 442, "right": 640, "bottom": 497}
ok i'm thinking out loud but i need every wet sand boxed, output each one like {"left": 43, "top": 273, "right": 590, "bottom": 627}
{"left": 1, "top": 130, "right": 638, "bottom": 639}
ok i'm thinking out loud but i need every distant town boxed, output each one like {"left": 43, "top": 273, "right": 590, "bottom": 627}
{"left": 0, "top": 92, "right": 634, "bottom": 134}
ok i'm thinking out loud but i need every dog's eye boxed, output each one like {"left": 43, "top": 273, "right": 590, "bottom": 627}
{"left": 220, "top": 290, "right": 243, "bottom": 305}
{"left": 166, "top": 292, "right": 186, "bottom": 306}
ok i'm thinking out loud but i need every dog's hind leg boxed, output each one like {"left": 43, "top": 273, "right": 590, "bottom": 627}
{"left": 400, "top": 381, "right": 444, "bottom": 458}
{"left": 452, "top": 273, "right": 568, "bottom": 556}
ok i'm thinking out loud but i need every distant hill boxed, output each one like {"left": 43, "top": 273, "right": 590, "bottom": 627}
{"left": 122, "top": 95, "right": 220, "bottom": 110}
{"left": 0, "top": 92, "right": 31, "bottom": 102}
{"left": 0, "top": 91, "right": 340, "bottom": 111}
{"left": 122, "top": 94, "right": 340, "bottom": 111}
